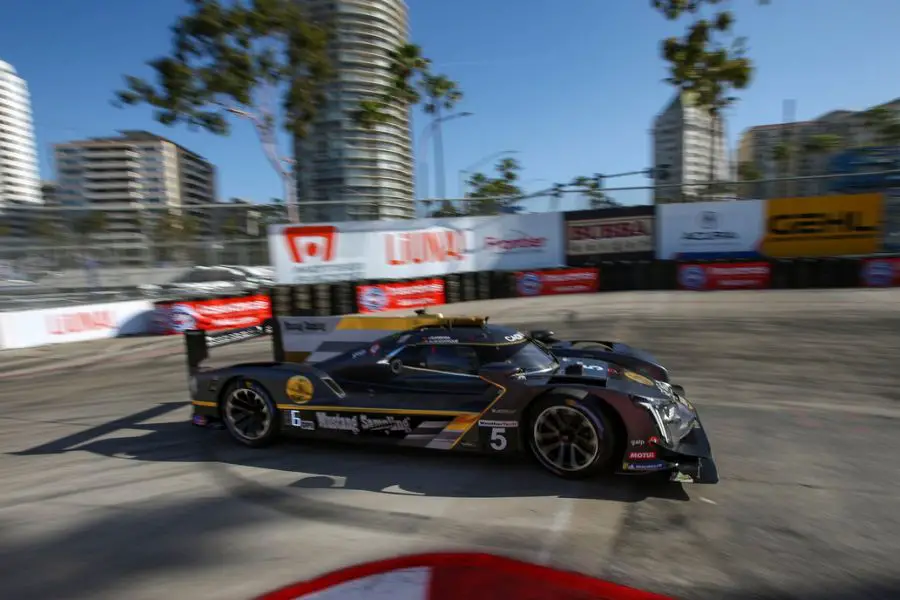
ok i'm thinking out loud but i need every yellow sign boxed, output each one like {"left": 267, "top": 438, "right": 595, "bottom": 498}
{"left": 761, "top": 193, "right": 883, "bottom": 258}
{"left": 624, "top": 370, "right": 654, "bottom": 386}
{"left": 285, "top": 375, "right": 314, "bottom": 404}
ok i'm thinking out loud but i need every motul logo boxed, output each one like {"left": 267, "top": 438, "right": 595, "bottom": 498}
{"left": 47, "top": 311, "right": 115, "bottom": 335}
{"left": 384, "top": 230, "right": 465, "bottom": 265}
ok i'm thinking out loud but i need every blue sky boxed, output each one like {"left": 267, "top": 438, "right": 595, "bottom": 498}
{"left": 1, "top": 0, "right": 898, "bottom": 210}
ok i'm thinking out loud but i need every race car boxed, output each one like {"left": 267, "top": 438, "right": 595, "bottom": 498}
{"left": 185, "top": 311, "right": 717, "bottom": 483}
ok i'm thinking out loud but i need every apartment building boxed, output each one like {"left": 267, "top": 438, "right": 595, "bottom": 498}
{"left": 54, "top": 130, "right": 218, "bottom": 251}
{"left": 737, "top": 97, "right": 900, "bottom": 198}
{"left": 0, "top": 59, "right": 41, "bottom": 216}
{"left": 651, "top": 92, "right": 731, "bottom": 204}
{"left": 294, "top": 0, "right": 415, "bottom": 222}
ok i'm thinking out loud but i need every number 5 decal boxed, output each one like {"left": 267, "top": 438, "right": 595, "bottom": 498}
{"left": 490, "top": 428, "right": 507, "bottom": 451}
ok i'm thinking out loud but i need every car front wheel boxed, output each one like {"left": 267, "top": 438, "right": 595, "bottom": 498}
{"left": 221, "top": 380, "right": 280, "bottom": 448}
{"left": 527, "top": 397, "right": 616, "bottom": 479}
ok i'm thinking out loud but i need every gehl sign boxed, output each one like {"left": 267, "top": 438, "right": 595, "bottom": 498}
{"left": 762, "top": 194, "right": 884, "bottom": 258}
{"left": 768, "top": 211, "right": 878, "bottom": 237}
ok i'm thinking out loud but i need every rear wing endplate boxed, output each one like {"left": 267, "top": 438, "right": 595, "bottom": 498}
{"left": 184, "top": 319, "right": 283, "bottom": 375}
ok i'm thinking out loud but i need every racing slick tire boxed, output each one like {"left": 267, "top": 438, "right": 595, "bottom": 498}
{"left": 220, "top": 379, "right": 281, "bottom": 448}
{"left": 526, "top": 396, "right": 617, "bottom": 480}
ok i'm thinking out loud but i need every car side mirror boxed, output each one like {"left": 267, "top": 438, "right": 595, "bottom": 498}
{"left": 478, "top": 362, "right": 524, "bottom": 384}
{"left": 530, "top": 330, "right": 558, "bottom": 344}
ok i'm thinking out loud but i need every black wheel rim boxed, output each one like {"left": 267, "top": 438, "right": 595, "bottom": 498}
{"left": 225, "top": 387, "right": 272, "bottom": 441}
{"left": 533, "top": 406, "right": 601, "bottom": 472}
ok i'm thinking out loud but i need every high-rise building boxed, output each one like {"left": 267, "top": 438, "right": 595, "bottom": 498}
{"left": 53, "top": 130, "right": 218, "bottom": 250}
{"left": 294, "top": 0, "right": 414, "bottom": 222}
{"left": 651, "top": 92, "right": 730, "bottom": 204}
{"left": 737, "top": 98, "right": 900, "bottom": 198}
{"left": 0, "top": 59, "right": 41, "bottom": 206}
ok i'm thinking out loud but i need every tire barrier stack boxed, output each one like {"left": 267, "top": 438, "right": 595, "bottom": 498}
{"left": 266, "top": 254, "right": 900, "bottom": 318}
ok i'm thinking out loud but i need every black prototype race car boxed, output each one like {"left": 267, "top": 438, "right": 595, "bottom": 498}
{"left": 186, "top": 312, "right": 718, "bottom": 483}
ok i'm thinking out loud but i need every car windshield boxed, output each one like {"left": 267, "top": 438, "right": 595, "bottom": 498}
{"left": 482, "top": 340, "right": 558, "bottom": 374}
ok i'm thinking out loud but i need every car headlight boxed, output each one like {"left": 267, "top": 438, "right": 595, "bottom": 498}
{"left": 634, "top": 396, "right": 697, "bottom": 445}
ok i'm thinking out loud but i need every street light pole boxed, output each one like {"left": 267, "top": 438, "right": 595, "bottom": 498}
{"left": 417, "top": 111, "right": 472, "bottom": 214}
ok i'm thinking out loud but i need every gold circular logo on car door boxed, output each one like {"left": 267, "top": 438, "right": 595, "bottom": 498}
{"left": 285, "top": 375, "right": 314, "bottom": 404}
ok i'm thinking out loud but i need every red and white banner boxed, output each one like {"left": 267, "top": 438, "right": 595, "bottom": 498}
{"left": 154, "top": 294, "right": 272, "bottom": 334}
{"left": 860, "top": 257, "right": 900, "bottom": 287}
{"left": 515, "top": 268, "right": 600, "bottom": 297}
{"left": 256, "top": 552, "right": 673, "bottom": 600}
{"left": 0, "top": 300, "right": 153, "bottom": 350}
{"left": 269, "top": 213, "right": 565, "bottom": 284}
{"left": 356, "top": 279, "right": 445, "bottom": 314}
{"left": 678, "top": 262, "right": 770, "bottom": 291}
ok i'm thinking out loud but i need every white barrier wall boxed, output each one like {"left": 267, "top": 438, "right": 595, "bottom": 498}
{"left": 269, "top": 213, "right": 565, "bottom": 284}
{"left": 0, "top": 300, "right": 154, "bottom": 350}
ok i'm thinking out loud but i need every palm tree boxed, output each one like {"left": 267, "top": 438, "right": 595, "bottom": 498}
{"left": 567, "top": 176, "right": 618, "bottom": 209}
{"left": 389, "top": 43, "right": 431, "bottom": 105}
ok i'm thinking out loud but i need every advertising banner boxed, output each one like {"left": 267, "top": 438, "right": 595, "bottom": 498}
{"left": 860, "top": 257, "right": 900, "bottom": 287}
{"left": 0, "top": 300, "right": 153, "bottom": 350}
{"left": 884, "top": 190, "right": 900, "bottom": 252}
{"left": 268, "top": 213, "right": 565, "bottom": 284}
{"left": 153, "top": 294, "right": 272, "bottom": 334}
{"left": 656, "top": 200, "right": 765, "bottom": 260}
{"left": 515, "top": 268, "right": 600, "bottom": 297}
{"left": 677, "top": 262, "right": 771, "bottom": 291}
{"left": 760, "top": 193, "right": 883, "bottom": 258}
{"left": 356, "top": 279, "right": 445, "bottom": 314}
{"left": 565, "top": 206, "right": 655, "bottom": 263}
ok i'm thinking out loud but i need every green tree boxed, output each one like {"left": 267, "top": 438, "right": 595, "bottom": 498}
{"left": 863, "top": 106, "right": 900, "bottom": 145}
{"left": 771, "top": 142, "right": 791, "bottom": 197}
{"left": 465, "top": 158, "right": 524, "bottom": 216}
{"left": 568, "top": 176, "right": 620, "bottom": 210}
{"left": 153, "top": 210, "right": 200, "bottom": 262}
{"left": 113, "top": 2, "right": 453, "bottom": 222}
{"left": 73, "top": 210, "right": 107, "bottom": 240}
{"left": 737, "top": 161, "right": 762, "bottom": 198}
{"left": 653, "top": 0, "right": 768, "bottom": 183}
{"left": 803, "top": 134, "right": 842, "bottom": 164}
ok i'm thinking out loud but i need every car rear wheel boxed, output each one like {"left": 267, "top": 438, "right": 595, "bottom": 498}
{"left": 221, "top": 380, "right": 280, "bottom": 448}
{"left": 527, "top": 397, "right": 616, "bottom": 480}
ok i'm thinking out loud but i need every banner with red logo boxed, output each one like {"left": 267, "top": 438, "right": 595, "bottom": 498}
{"left": 154, "top": 295, "right": 272, "bottom": 334}
{"left": 515, "top": 268, "right": 600, "bottom": 297}
{"left": 269, "top": 213, "right": 565, "bottom": 284}
{"left": 678, "top": 262, "right": 771, "bottom": 291}
{"left": 860, "top": 257, "right": 900, "bottom": 287}
{"left": 0, "top": 300, "right": 153, "bottom": 350}
{"left": 356, "top": 279, "right": 445, "bottom": 314}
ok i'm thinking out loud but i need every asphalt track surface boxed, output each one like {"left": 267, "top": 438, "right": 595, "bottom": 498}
{"left": 1, "top": 289, "right": 899, "bottom": 600}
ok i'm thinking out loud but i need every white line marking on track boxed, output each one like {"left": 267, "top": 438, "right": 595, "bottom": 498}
{"left": 699, "top": 496, "right": 717, "bottom": 505}
{"left": 537, "top": 497, "right": 574, "bottom": 564}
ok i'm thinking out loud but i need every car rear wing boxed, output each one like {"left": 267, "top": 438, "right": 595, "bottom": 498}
{"left": 184, "top": 319, "right": 284, "bottom": 375}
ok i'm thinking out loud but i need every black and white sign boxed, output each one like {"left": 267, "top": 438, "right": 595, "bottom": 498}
{"left": 314, "top": 412, "right": 413, "bottom": 435}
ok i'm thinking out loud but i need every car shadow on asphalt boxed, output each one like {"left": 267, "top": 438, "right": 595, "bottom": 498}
{"left": 12, "top": 401, "right": 690, "bottom": 505}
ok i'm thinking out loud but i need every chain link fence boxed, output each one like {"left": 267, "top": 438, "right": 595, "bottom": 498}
{"left": 1, "top": 172, "right": 896, "bottom": 300}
